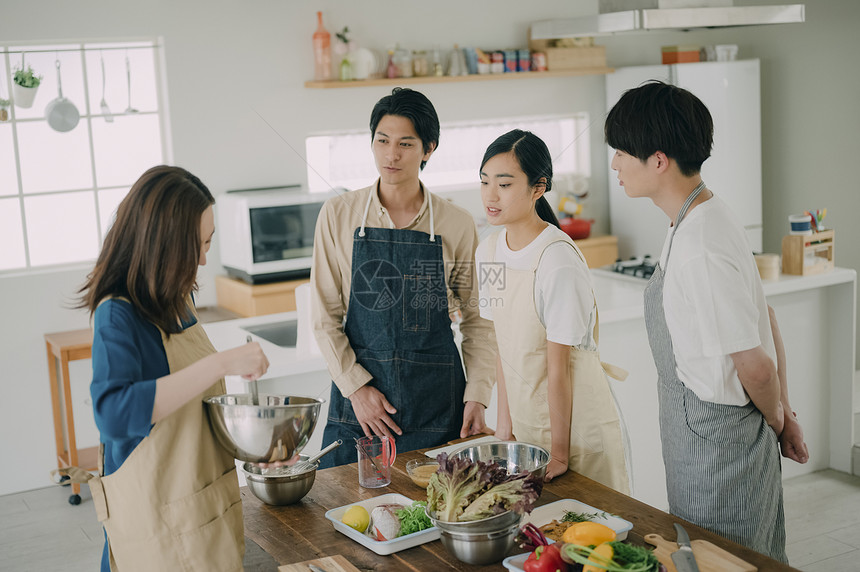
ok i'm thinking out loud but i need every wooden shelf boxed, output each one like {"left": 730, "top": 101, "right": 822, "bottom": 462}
{"left": 304, "top": 68, "right": 614, "bottom": 89}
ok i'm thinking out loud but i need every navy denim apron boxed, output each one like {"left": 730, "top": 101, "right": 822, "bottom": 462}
{"left": 319, "top": 191, "right": 466, "bottom": 468}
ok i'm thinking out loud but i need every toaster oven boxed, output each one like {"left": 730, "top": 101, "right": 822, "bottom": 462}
{"left": 217, "top": 186, "right": 333, "bottom": 284}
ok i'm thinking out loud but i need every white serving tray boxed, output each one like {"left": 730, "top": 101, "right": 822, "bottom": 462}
{"left": 502, "top": 498, "right": 634, "bottom": 572}
{"left": 324, "top": 493, "right": 440, "bottom": 556}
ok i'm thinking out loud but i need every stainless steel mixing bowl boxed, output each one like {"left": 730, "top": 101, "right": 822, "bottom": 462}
{"left": 205, "top": 394, "right": 323, "bottom": 463}
{"left": 242, "top": 455, "right": 317, "bottom": 505}
{"left": 438, "top": 523, "right": 520, "bottom": 565}
{"left": 427, "top": 506, "right": 522, "bottom": 534}
{"left": 449, "top": 440, "right": 549, "bottom": 482}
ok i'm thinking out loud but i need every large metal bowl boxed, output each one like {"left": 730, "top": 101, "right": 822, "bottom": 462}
{"left": 242, "top": 455, "right": 317, "bottom": 505}
{"left": 438, "top": 524, "right": 520, "bottom": 565}
{"left": 205, "top": 394, "right": 323, "bottom": 463}
{"left": 449, "top": 440, "right": 549, "bottom": 482}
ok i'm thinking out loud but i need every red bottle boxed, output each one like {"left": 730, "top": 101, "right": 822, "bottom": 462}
{"left": 312, "top": 11, "right": 332, "bottom": 81}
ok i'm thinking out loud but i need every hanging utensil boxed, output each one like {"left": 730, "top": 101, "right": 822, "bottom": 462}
{"left": 99, "top": 52, "right": 113, "bottom": 123}
{"left": 246, "top": 335, "right": 258, "bottom": 405}
{"left": 45, "top": 59, "right": 80, "bottom": 133}
{"left": 124, "top": 54, "right": 138, "bottom": 114}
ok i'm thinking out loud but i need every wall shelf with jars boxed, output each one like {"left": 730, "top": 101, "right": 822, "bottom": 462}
{"left": 304, "top": 67, "right": 614, "bottom": 89}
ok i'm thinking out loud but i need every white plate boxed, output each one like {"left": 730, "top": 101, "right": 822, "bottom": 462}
{"left": 324, "top": 493, "right": 440, "bottom": 555}
{"left": 423, "top": 435, "right": 500, "bottom": 459}
{"left": 502, "top": 499, "right": 634, "bottom": 572}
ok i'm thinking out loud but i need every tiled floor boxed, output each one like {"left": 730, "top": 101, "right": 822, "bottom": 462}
{"left": 0, "top": 483, "right": 278, "bottom": 572}
{"left": 2, "top": 468, "right": 859, "bottom": 571}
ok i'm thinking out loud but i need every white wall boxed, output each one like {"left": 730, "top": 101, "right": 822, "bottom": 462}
{"left": 0, "top": 0, "right": 603, "bottom": 496}
{"left": 2, "top": 0, "right": 859, "bottom": 496}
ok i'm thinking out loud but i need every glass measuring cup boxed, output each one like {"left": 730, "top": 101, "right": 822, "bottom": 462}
{"left": 355, "top": 435, "right": 396, "bottom": 488}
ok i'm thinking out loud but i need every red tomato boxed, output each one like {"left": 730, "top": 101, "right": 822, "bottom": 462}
{"left": 523, "top": 543, "right": 568, "bottom": 572}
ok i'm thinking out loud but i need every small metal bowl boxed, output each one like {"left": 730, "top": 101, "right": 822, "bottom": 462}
{"left": 205, "top": 394, "right": 323, "bottom": 463}
{"left": 438, "top": 523, "right": 520, "bottom": 565}
{"left": 242, "top": 455, "right": 317, "bottom": 505}
{"left": 449, "top": 440, "right": 549, "bottom": 482}
{"left": 428, "top": 506, "right": 522, "bottom": 534}
{"left": 405, "top": 458, "right": 439, "bottom": 488}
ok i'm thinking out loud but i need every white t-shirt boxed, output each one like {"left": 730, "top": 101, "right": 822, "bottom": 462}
{"left": 475, "top": 225, "right": 596, "bottom": 349}
{"left": 660, "top": 195, "right": 776, "bottom": 406}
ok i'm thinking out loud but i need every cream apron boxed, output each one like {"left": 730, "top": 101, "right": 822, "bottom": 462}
{"left": 60, "top": 302, "right": 244, "bottom": 571}
{"left": 487, "top": 231, "right": 630, "bottom": 494}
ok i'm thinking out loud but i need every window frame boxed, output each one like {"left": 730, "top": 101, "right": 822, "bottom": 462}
{"left": 305, "top": 113, "right": 592, "bottom": 195}
{"left": 0, "top": 38, "right": 171, "bottom": 276}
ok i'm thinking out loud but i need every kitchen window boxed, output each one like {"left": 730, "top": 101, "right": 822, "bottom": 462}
{"left": 305, "top": 114, "right": 590, "bottom": 194}
{"left": 0, "top": 40, "right": 169, "bottom": 272}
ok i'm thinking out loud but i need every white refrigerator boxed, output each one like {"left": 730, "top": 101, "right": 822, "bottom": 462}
{"left": 606, "top": 59, "right": 763, "bottom": 261}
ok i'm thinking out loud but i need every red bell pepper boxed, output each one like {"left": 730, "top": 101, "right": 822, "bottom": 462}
{"left": 523, "top": 543, "right": 568, "bottom": 572}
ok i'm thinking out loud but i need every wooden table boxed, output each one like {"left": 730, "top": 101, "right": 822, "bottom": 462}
{"left": 242, "top": 442, "right": 800, "bottom": 571}
{"left": 44, "top": 328, "right": 97, "bottom": 505}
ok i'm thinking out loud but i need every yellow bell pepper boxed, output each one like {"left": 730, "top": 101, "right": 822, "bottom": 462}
{"left": 561, "top": 521, "right": 617, "bottom": 547}
{"left": 583, "top": 542, "right": 615, "bottom": 572}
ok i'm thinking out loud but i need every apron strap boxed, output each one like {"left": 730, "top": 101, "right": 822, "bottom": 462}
{"left": 358, "top": 183, "right": 436, "bottom": 242}
{"left": 52, "top": 466, "right": 110, "bottom": 521}
{"left": 663, "top": 180, "right": 707, "bottom": 270}
{"left": 358, "top": 187, "right": 374, "bottom": 238}
{"left": 428, "top": 192, "right": 435, "bottom": 242}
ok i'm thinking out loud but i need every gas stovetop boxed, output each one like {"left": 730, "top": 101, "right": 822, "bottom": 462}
{"left": 611, "top": 256, "right": 657, "bottom": 279}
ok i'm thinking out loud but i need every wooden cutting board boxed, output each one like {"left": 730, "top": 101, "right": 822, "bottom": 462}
{"left": 278, "top": 554, "right": 361, "bottom": 572}
{"left": 644, "top": 534, "right": 757, "bottom": 572}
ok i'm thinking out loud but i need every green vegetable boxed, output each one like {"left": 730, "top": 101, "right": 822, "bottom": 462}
{"left": 561, "top": 510, "right": 607, "bottom": 523}
{"left": 562, "top": 541, "right": 660, "bottom": 571}
{"left": 426, "top": 452, "right": 541, "bottom": 522}
{"left": 396, "top": 501, "right": 433, "bottom": 536}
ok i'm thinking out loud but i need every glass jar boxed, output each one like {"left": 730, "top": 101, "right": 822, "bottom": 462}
{"left": 412, "top": 50, "right": 429, "bottom": 77}
{"left": 393, "top": 48, "right": 412, "bottom": 78}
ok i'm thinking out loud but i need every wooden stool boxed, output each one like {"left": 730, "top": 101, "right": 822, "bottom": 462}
{"left": 45, "top": 328, "right": 96, "bottom": 505}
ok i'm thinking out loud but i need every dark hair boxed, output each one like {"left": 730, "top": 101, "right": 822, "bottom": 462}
{"left": 77, "top": 165, "right": 215, "bottom": 334}
{"left": 605, "top": 80, "right": 713, "bottom": 176}
{"left": 480, "top": 129, "right": 560, "bottom": 228}
{"left": 370, "top": 87, "right": 440, "bottom": 170}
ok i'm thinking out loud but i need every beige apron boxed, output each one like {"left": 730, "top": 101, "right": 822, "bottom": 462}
{"left": 487, "top": 231, "right": 630, "bottom": 494}
{"left": 59, "top": 301, "right": 244, "bottom": 571}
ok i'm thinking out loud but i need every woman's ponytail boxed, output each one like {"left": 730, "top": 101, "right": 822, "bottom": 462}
{"left": 536, "top": 196, "right": 561, "bottom": 229}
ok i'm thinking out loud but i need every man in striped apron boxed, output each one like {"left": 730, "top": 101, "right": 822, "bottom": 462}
{"left": 605, "top": 81, "right": 808, "bottom": 562}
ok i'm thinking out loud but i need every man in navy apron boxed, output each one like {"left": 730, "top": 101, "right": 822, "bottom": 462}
{"left": 311, "top": 88, "right": 496, "bottom": 468}
{"left": 605, "top": 81, "right": 808, "bottom": 562}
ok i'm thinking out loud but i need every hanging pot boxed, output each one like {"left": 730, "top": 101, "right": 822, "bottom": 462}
{"left": 45, "top": 60, "right": 79, "bottom": 133}
{"left": 12, "top": 82, "right": 39, "bottom": 109}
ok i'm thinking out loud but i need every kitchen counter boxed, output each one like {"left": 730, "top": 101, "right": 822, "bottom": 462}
{"left": 241, "top": 439, "right": 800, "bottom": 571}
{"left": 594, "top": 267, "right": 857, "bottom": 508}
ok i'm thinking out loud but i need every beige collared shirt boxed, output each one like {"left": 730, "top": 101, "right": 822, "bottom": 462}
{"left": 310, "top": 180, "right": 496, "bottom": 406}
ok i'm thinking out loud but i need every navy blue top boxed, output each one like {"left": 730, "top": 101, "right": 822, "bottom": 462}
{"left": 91, "top": 298, "right": 198, "bottom": 570}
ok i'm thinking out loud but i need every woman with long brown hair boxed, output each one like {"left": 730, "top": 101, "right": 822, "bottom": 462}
{"left": 77, "top": 165, "right": 269, "bottom": 571}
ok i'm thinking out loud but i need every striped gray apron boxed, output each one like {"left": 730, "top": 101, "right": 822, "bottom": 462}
{"left": 643, "top": 182, "right": 787, "bottom": 563}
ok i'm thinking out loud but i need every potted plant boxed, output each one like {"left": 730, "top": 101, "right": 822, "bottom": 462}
{"left": 0, "top": 97, "right": 9, "bottom": 122}
{"left": 12, "top": 64, "right": 42, "bottom": 109}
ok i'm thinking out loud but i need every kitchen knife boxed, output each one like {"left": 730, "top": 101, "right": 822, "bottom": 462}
{"left": 672, "top": 523, "right": 701, "bottom": 572}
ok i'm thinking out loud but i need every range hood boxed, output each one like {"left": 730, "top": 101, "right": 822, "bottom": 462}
{"left": 531, "top": 1, "right": 805, "bottom": 38}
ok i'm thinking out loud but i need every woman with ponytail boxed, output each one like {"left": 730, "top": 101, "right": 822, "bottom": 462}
{"left": 476, "top": 130, "right": 630, "bottom": 490}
